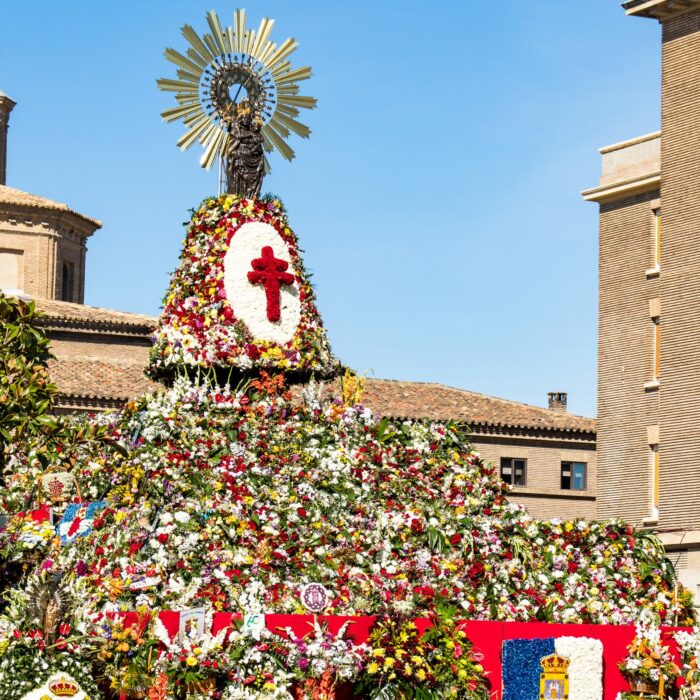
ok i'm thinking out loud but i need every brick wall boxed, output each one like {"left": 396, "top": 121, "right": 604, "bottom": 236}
{"left": 597, "top": 189, "right": 660, "bottom": 525}
{"left": 0, "top": 210, "right": 94, "bottom": 301}
{"left": 471, "top": 435, "right": 596, "bottom": 519}
{"left": 659, "top": 9, "right": 700, "bottom": 529}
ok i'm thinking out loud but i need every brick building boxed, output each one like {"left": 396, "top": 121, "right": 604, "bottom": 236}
{"left": 583, "top": 0, "right": 700, "bottom": 593}
{"left": 0, "top": 89, "right": 596, "bottom": 521}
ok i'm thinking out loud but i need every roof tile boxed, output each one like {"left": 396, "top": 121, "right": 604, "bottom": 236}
{"left": 0, "top": 185, "right": 101, "bottom": 228}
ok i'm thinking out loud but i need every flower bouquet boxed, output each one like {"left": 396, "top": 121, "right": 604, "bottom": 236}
{"left": 618, "top": 611, "right": 680, "bottom": 697}
{"left": 357, "top": 607, "right": 488, "bottom": 700}
{"left": 222, "top": 625, "right": 294, "bottom": 700}
{"left": 277, "top": 620, "right": 367, "bottom": 700}
{"left": 675, "top": 627, "right": 700, "bottom": 699}
{"left": 152, "top": 615, "right": 228, "bottom": 697}
{"left": 97, "top": 610, "right": 159, "bottom": 699}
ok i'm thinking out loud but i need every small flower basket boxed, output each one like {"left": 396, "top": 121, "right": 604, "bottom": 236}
{"left": 186, "top": 677, "right": 216, "bottom": 696}
{"left": 37, "top": 468, "right": 82, "bottom": 505}
{"left": 628, "top": 676, "right": 659, "bottom": 693}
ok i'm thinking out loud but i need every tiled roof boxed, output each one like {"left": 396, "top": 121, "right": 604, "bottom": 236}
{"left": 0, "top": 185, "right": 101, "bottom": 228}
{"left": 48, "top": 359, "right": 595, "bottom": 434}
{"left": 359, "top": 378, "right": 596, "bottom": 434}
{"left": 39, "top": 303, "right": 595, "bottom": 434}
{"left": 36, "top": 299, "right": 156, "bottom": 333}
{"left": 48, "top": 359, "right": 156, "bottom": 404}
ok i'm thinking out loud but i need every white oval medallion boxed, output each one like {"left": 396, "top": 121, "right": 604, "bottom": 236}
{"left": 223, "top": 222, "right": 301, "bottom": 344}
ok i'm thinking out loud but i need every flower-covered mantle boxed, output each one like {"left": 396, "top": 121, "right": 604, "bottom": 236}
{"left": 148, "top": 196, "right": 339, "bottom": 381}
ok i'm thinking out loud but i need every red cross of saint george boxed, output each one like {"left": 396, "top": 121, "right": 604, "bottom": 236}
{"left": 247, "top": 246, "right": 295, "bottom": 322}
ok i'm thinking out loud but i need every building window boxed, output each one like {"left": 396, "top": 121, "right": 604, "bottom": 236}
{"left": 653, "top": 319, "right": 661, "bottom": 380}
{"left": 0, "top": 249, "right": 23, "bottom": 292}
{"left": 500, "top": 458, "right": 526, "bottom": 486}
{"left": 651, "top": 445, "right": 659, "bottom": 519}
{"left": 61, "top": 262, "right": 74, "bottom": 302}
{"left": 561, "top": 461, "right": 587, "bottom": 490}
{"left": 653, "top": 208, "right": 661, "bottom": 268}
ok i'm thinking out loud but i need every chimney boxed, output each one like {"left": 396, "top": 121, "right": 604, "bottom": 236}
{"left": 548, "top": 392, "right": 568, "bottom": 413}
{"left": 0, "top": 91, "right": 16, "bottom": 186}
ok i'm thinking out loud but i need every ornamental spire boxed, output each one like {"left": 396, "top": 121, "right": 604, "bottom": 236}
{"left": 157, "top": 9, "right": 316, "bottom": 195}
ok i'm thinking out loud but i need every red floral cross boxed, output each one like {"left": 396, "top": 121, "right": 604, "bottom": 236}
{"left": 247, "top": 246, "right": 295, "bottom": 322}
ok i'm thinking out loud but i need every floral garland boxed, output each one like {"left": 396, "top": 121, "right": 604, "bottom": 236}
{"left": 147, "top": 195, "right": 339, "bottom": 380}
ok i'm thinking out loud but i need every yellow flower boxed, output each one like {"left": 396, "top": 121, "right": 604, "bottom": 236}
{"left": 384, "top": 658, "right": 396, "bottom": 669}
{"left": 185, "top": 656, "right": 198, "bottom": 667}
{"left": 416, "top": 669, "right": 427, "bottom": 681}
{"left": 372, "top": 648, "right": 386, "bottom": 658}
{"left": 367, "top": 662, "right": 379, "bottom": 675}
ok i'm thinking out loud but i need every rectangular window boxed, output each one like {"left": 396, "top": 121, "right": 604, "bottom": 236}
{"left": 561, "top": 461, "right": 587, "bottom": 490}
{"left": 0, "top": 249, "right": 23, "bottom": 292}
{"left": 654, "top": 320, "right": 661, "bottom": 379}
{"left": 653, "top": 208, "right": 661, "bottom": 268}
{"left": 651, "top": 445, "right": 659, "bottom": 519}
{"left": 61, "top": 262, "right": 75, "bottom": 302}
{"left": 500, "top": 458, "right": 526, "bottom": 486}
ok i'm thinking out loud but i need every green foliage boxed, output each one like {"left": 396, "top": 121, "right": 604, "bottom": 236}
{"left": 0, "top": 294, "right": 56, "bottom": 469}
{"left": 0, "top": 292, "right": 126, "bottom": 501}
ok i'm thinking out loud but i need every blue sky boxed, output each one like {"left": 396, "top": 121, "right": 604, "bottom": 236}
{"left": 1, "top": 1, "right": 661, "bottom": 417}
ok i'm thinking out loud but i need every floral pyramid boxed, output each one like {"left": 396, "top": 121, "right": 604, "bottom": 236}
{"left": 0, "top": 197, "right": 696, "bottom": 698}
{"left": 0, "top": 370, "right": 695, "bottom": 697}
{"left": 148, "top": 195, "right": 339, "bottom": 383}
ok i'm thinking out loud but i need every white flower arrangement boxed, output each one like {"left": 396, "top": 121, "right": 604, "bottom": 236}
{"left": 280, "top": 620, "right": 367, "bottom": 683}
{"left": 555, "top": 636, "right": 603, "bottom": 700}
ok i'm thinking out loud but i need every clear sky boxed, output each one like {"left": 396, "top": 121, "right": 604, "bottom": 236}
{"left": 1, "top": 1, "right": 662, "bottom": 417}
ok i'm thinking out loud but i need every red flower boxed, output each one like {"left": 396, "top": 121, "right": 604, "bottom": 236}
{"left": 410, "top": 519, "right": 423, "bottom": 533}
{"left": 449, "top": 533, "right": 462, "bottom": 545}
{"left": 567, "top": 561, "right": 578, "bottom": 573}
{"left": 157, "top": 533, "right": 169, "bottom": 544}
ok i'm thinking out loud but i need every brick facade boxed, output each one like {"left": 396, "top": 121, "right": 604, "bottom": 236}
{"left": 470, "top": 434, "right": 596, "bottom": 519}
{"left": 0, "top": 187, "right": 100, "bottom": 302}
{"left": 599, "top": 189, "right": 660, "bottom": 524}
{"left": 586, "top": 0, "right": 700, "bottom": 596}
{"left": 658, "top": 9, "right": 700, "bottom": 531}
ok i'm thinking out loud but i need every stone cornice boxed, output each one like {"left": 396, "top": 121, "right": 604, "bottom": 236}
{"left": 581, "top": 171, "right": 660, "bottom": 203}
{"left": 468, "top": 422, "right": 597, "bottom": 442}
{"left": 39, "top": 317, "right": 155, "bottom": 338}
{"left": 623, "top": 0, "right": 700, "bottom": 20}
{"left": 0, "top": 205, "right": 100, "bottom": 238}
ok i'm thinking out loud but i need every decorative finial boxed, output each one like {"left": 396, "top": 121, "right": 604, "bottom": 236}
{"left": 157, "top": 9, "right": 317, "bottom": 195}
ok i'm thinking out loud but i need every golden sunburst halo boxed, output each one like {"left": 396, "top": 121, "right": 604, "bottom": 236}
{"left": 157, "top": 9, "right": 316, "bottom": 172}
